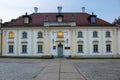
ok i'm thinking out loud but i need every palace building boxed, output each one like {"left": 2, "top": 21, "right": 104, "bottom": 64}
{"left": 0, "top": 7, "right": 120, "bottom": 57}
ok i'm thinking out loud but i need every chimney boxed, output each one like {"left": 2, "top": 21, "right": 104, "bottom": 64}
{"left": 57, "top": 6, "right": 62, "bottom": 14}
{"left": 34, "top": 7, "right": 38, "bottom": 13}
{"left": 82, "top": 7, "right": 85, "bottom": 13}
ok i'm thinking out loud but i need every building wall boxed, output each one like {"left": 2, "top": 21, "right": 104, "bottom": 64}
{"left": 118, "top": 28, "right": 120, "bottom": 54}
{"left": 0, "top": 30, "right": 1, "bottom": 55}
{"left": 1, "top": 27, "right": 119, "bottom": 57}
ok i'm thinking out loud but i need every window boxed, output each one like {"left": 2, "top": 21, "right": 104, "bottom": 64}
{"left": 38, "top": 32, "right": 43, "bottom": 38}
{"left": 24, "top": 17, "right": 29, "bottom": 24}
{"left": 57, "top": 31, "right": 63, "bottom": 38}
{"left": 38, "top": 45, "right": 43, "bottom": 53}
{"left": 22, "top": 32, "right": 27, "bottom": 38}
{"left": 22, "top": 45, "right": 27, "bottom": 53}
{"left": 106, "top": 44, "right": 111, "bottom": 52}
{"left": 9, "top": 32, "right": 14, "bottom": 39}
{"left": 58, "top": 17, "right": 62, "bottom": 22}
{"left": 93, "top": 31, "right": 98, "bottom": 37}
{"left": 78, "top": 45, "right": 83, "bottom": 53}
{"left": 93, "top": 44, "right": 98, "bottom": 53}
{"left": 78, "top": 31, "right": 82, "bottom": 37}
{"left": 9, "top": 45, "right": 14, "bottom": 53}
{"left": 106, "top": 31, "right": 110, "bottom": 37}
{"left": 90, "top": 17, "right": 96, "bottom": 24}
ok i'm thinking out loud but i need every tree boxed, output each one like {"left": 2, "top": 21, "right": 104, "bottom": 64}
{"left": 113, "top": 16, "right": 120, "bottom": 26}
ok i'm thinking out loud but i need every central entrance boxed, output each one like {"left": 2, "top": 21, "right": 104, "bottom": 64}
{"left": 58, "top": 43, "right": 63, "bottom": 57}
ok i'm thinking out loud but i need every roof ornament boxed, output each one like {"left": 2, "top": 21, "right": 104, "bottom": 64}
{"left": 57, "top": 6, "right": 62, "bottom": 14}
{"left": 25, "top": 12, "right": 28, "bottom": 15}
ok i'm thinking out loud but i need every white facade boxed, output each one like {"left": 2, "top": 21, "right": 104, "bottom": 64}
{"left": 1, "top": 26, "right": 120, "bottom": 57}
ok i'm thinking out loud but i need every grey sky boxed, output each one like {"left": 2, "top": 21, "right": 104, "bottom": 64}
{"left": 0, "top": 0, "right": 120, "bottom": 23}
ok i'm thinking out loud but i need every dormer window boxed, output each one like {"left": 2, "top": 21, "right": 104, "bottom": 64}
{"left": 89, "top": 12, "right": 97, "bottom": 24}
{"left": 58, "top": 17, "right": 63, "bottom": 23}
{"left": 56, "top": 15, "right": 64, "bottom": 23}
{"left": 90, "top": 17, "right": 96, "bottom": 24}
{"left": 23, "top": 13, "right": 32, "bottom": 24}
{"left": 24, "top": 17, "right": 29, "bottom": 24}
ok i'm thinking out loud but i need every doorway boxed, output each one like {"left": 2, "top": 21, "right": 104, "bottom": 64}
{"left": 58, "top": 43, "right": 63, "bottom": 57}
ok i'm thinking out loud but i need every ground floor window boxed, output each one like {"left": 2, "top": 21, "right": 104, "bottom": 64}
{"left": 106, "top": 44, "right": 111, "bottom": 52}
{"left": 9, "top": 45, "right": 14, "bottom": 53}
{"left": 78, "top": 45, "right": 83, "bottom": 53}
{"left": 93, "top": 44, "right": 98, "bottom": 53}
{"left": 38, "top": 45, "right": 43, "bottom": 53}
{"left": 22, "top": 45, "right": 27, "bottom": 53}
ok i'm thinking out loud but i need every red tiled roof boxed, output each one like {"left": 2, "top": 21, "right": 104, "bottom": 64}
{"left": 3, "top": 12, "right": 112, "bottom": 26}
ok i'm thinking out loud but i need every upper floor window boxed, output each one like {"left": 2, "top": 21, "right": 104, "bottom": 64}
{"left": 78, "top": 31, "right": 83, "bottom": 37}
{"left": 93, "top": 31, "right": 98, "bottom": 37}
{"left": 23, "top": 13, "right": 32, "bottom": 24}
{"left": 90, "top": 17, "right": 96, "bottom": 24}
{"left": 9, "top": 32, "right": 14, "bottom": 39}
{"left": 89, "top": 12, "right": 97, "bottom": 24}
{"left": 24, "top": 17, "right": 29, "bottom": 24}
{"left": 57, "top": 31, "right": 63, "bottom": 38}
{"left": 38, "top": 32, "right": 43, "bottom": 38}
{"left": 58, "top": 17, "right": 63, "bottom": 22}
{"left": 106, "top": 31, "right": 110, "bottom": 37}
{"left": 22, "top": 32, "right": 27, "bottom": 38}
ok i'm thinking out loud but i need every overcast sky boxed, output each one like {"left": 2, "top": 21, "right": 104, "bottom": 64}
{"left": 0, "top": 0, "right": 120, "bottom": 23}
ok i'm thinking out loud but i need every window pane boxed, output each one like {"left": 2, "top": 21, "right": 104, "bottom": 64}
{"left": 93, "top": 31, "right": 97, "bottom": 37}
{"left": 106, "top": 44, "right": 111, "bottom": 52}
{"left": 24, "top": 17, "right": 29, "bottom": 24}
{"left": 9, "top": 45, "right": 14, "bottom": 53}
{"left": 106, "top": 31, "right": 110, "bottom": 37}
{"left": 57, "top": 31, "right": 63, "bottom": 38}
{"left": 93, "top": 45, "right": 98, "bottom": 52}
{"left": 22, "top": 32, "right": 27, "bottom": 38}
{"left": 38, "top": 45, "right": 43, "bottom": 53}
{"left": 58, "top": 17, "right": 62, "bottom": 22}
{"left": 38, "top": 32, "right": 43, "bottom": 38}
{"left": 78, "top": 31, "right": 82, "bottom": 37}
{"left": 22, "top": 45, "right": 27, "bottom": 53}
{"left": 9, "top": 32, "right": 14, "bottom": 38}
{"left": 78, "top": 45, "right": 83, "bottom": 53}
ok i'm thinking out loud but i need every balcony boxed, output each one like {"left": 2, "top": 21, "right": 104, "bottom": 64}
{"left": 44, "top": 22, "right": 76, "bottom": 27}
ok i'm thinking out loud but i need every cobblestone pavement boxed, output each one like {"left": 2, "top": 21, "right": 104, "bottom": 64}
{"left": 0, "top": 58, "right": 120, "bottom": 80}
{"left": 0, "top": 59, "right": 52, "bottom": 80}
{"left": 73, "top": 59, "right": 120, "bottom": 80}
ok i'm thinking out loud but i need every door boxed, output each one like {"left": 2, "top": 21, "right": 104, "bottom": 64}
{"left": 58, "top": 43, "right": 63, "bottom": 57}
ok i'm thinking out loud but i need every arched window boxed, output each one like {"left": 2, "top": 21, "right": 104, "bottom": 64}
{"left": 106, "top": 31, "right": 110, "bottom": 37}
{"left": 9, "top": 32, "right": 14, "bottom": 39}
{"left": 22, "top": 32, "right": 27, "bottom": 38}
{"left": 38, "top": 32, "right": 43, "bottom": 38}
{"left": 57, "top": 31, "right": 63, "bottom": 38}
{"left": 93, "top": 31, "right": 98, "bottom": 37}
{"left": 78, "top": 31, "right": 82, "bottom": 37}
